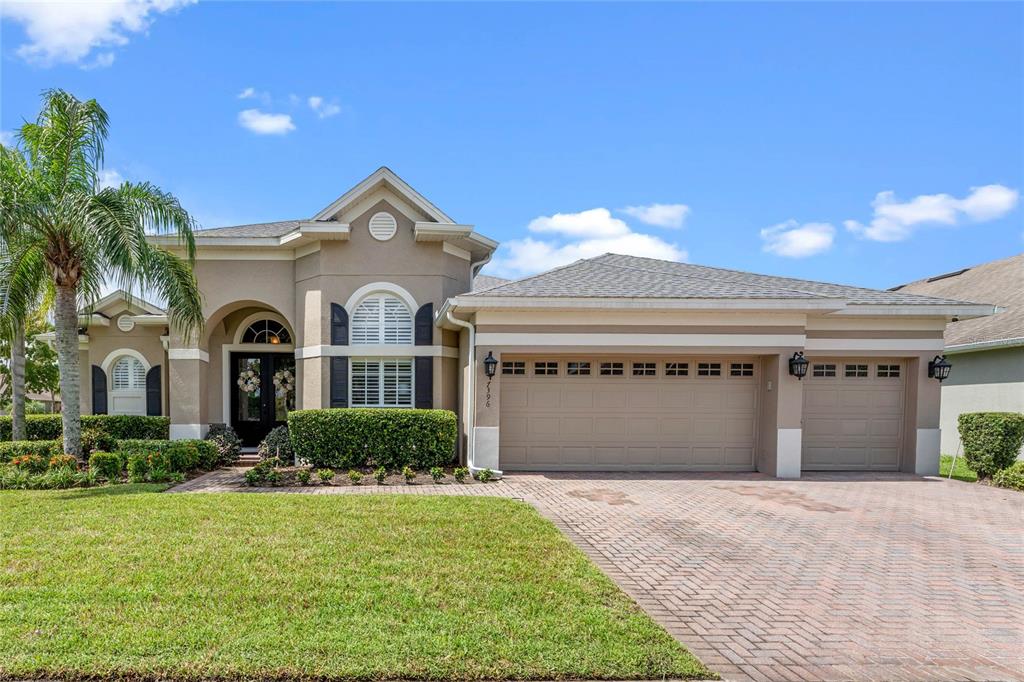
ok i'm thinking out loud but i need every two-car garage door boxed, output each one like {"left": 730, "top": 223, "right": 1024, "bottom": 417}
{"left": 499, "top": 357, "right": 758, "bottom": 471}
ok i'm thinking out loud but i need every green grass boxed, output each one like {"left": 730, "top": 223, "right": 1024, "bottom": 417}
{"left": 940, "top": 454, "right": 978, "bottom": 482}
{"left": 0, "top": 486, "right": 712, "bottom": 681}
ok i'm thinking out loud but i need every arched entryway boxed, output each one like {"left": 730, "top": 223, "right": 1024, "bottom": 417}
{"left": 228, "top": 312, "right": 297, "bottom": 446}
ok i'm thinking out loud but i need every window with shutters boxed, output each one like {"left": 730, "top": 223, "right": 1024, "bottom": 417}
{"left": 351, "top": 294, "right": 413, "bottom": 345}
{"left": 350, "top": 359, "right": 413, "bottom": 407}
{"left": 112, "top": 356, "right": 146, "bottom": 390}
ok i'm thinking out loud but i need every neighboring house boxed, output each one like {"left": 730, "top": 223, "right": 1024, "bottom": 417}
{"left": 892, "top": 253, "right": 1023, "bottom": 457}
{"left": 58, "top": 167, "right": 996, "bottom": 477}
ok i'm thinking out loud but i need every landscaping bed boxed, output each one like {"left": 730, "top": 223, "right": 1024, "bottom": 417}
{"left": 0, "top": 486, "right": 712, "bottom": 681}
{"left": 253, "top": 465, "right": 493, "bottom": 487}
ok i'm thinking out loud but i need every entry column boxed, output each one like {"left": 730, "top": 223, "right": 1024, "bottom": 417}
{"left": 473, "top": 346, "right": 500, "bottom": 473}
{"left": 167, "top": 332, "right": 209, "bottom": 440}
{"left": 758, "top": 352, "right": 804, "bottom": 478}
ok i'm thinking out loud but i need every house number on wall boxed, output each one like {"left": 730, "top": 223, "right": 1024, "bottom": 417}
{"left": 485, "top": 378, "right": 492, "bottom": 408}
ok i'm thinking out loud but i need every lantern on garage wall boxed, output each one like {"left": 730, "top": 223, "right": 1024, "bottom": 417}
{"left": 788, "top": 352, "right": 809, "bottom": 380}
{"left": 483, "top": 351, "right": 498, "bottom": 378}
{"left": 928, "top": 355, "right": 952, "bottom": 382}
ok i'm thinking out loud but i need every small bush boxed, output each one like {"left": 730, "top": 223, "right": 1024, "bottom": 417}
{"left": 476, "top": 468, "right": 494, "bottom": 483}
{"left": 288, "top": 408, "right": 457, "bottom": 470}
{"left": 373, "top": 466, "right": 387, "bottom": 485}
{"left": 0, "top": 440, "right": 61, "bottom": 464}
{"left": 993, "top": 461, "right": 1024, "bottom": 491}
{"left": 348, "top": 469, "right": 363, "bottom": 485}
{"left": 429, "top": 467, "right": 445, "bottom": 484}
{"left": 0, "top": 466, "right": 32, "bottom": 489}
{"left": 48, "top": 454, "right": 78, "bottom": 471}
{"left": 206, "top": 424, "right": 242, "bottom": 466}
{"left": 116, "top": 440, "right": 215, "bottom": 473}
{"left": 258, "top": 425, "right": 293, "bottom": 465}
{"left": 317, "top": 468, "right": 334, "bottom": 484}
{"left": 81, "top": 428, "right": 118, "bottom": 455}
{"left": 402, "top": 466, "right": 416, "bottom": 484}
{"left": 244, "top": 458, "right": 281, "bottom": 486}
{"left": 89, "top": 451, "right": 124, "bottom": 481}
{"left": 244, "top": 467, "right": 263, "bottom": 486}
{"left": 127, "top": 454, "right": 150, "bottom": 483}
{"left": 958, "top": 412, "right": 1024, "bottom": 479}
{"left": 0, "top": 414, "right": 169, "bottom": 441}
{"left": 453, "top": 466, "right": 468, "bottom": 483}
{"left": 296, "top": 468, "right": 312, "bottom": 485}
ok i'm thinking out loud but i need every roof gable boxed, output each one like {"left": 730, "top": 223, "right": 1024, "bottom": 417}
{"left": 87, "top": 289, "right": 166, "bottom": 316}
{"left": 312, "top": 167, "right": 454, "bottom": 224}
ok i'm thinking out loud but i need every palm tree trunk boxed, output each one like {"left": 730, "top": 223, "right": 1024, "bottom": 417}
{"left": 10, "top": 320, "right": 27, "bottom": 441}
{"left": 54, "top": 285, "right": 81, "bottom": 458}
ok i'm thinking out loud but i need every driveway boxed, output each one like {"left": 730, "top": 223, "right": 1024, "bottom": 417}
{"left": 501, "top": 472, "right": 1024, "bottom": 682}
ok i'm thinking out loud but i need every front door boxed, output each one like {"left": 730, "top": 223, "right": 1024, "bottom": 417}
{"left": 230, "top": 352, "right": 296, "bottom": 447}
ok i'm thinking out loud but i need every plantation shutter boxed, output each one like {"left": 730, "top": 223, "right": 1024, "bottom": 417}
{"left": 382, "top": 297, "right": 413, "bottom": 344}
{"left": 146, "top": 366, "right": 162, "bottom": 416}
{"left": 351, "top": 297, "right": 381, "bottom": 344}
{"left": 415, "top": 303, "right": 433, "bottom": 346}
{"left": 330, "top": 303, "right": 348, "bottom": 345}
{"left": 330, "top": 356, "right": 348, "bottom": 408}
{"left": 91, "top": 365, "right": 108, "bottom": 415}
{"left": 415, "top": 357, "right": 433, "bottom": 409}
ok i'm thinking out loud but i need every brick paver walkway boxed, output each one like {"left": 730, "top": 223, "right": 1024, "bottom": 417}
{"left": 171, "top": 470, "right": 1024, "bottom": 681}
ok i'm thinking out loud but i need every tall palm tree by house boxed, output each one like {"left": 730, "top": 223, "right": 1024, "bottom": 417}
{"left": 0, "top": 90, "right": 204, "bottom": 456}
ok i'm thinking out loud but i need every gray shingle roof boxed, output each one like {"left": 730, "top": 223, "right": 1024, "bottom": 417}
{"left": 464, "top": 253, "right": 982, "bottom": 306}
{"left": 893, "top": 253, "right": 1022, "bottom": 347}
{"left": 472, "top": 274, "right": 510, "bottom": 292}
{"left": 194, "top": 220, "right": 302, "bottom": 238}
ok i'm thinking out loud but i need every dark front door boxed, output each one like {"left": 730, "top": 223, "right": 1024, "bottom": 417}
{"left": 230, "top": 352, "right": 296, "bottom": 447}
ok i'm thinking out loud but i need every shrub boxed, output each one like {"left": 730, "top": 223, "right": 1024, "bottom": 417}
{"left": 48, "top": 454, "right": 78, "bottom": 471}
{"left": 0, "top": 415, "right": 169, "bottom": 441}
{"left": 89, "top": 451, "right": 124, "bottom": 481}
{"left": 402, "top": 466, "right": 416, "bottom": 484}
{"left": 317, "top": 468, "right": 334, "bottom": 484}
{"left": 245, "top": 458, "right": 281, "bottom": 486}
{"left": 10, "top": 454, "right": 48, "bottom": 474}
{"left": 288, "top": 408, "right": 457, "bottom": 470}
{"left": 373, "top": 466, "right": 387, "bottom": 485}
{"left": 993, "top": 461, "right": 1024, "bottom": 491}
{"left": 0, "top": 466, "right": 32, "bottom": 489}
{"left": 296, "top": 468, "right": 312, "bottom": 485}
{"left": 453, "top": 466, "right": 468, "bottom": 484}
{"left": 244, "top": 467, "right": 263, "bottom": 486}
{"left": 429, "top": 467, "right": 445, "bottom": 484}
{"left": 81, "top": 428, "right": 118, "bottom": 455}
{"left": 127, "top": 454, "right": 150, "bottom": 483}
{"left": 476, "top": 468, "right": 494, "bottom": 483}
{"left": 117, "top": 440, "right": 215, "bottom": 473}
{"left": 348, "top": 469, "right": 363, "bottom": 485}
{"left": 0, "top": 440, "right": 61, "bottom": 464}
{"left": 206, "top": 424, "right": 242, "bottom": 466}
{"left": 258, "top": 425, "right": 293, "bottom": 465}
{"left": 958, "top": 412, "right": 1024, "bottom": 479}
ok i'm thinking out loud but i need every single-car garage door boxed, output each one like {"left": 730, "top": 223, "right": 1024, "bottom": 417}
{"left": 499, "top": 356, "right": 757, "bottom": 471}
{"left": 802, "top": 358, "right": 905, "bottom": 471}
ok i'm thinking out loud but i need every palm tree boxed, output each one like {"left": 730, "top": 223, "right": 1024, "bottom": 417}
{"left": 1, "top": 90, "right": 204, "bottom": 457}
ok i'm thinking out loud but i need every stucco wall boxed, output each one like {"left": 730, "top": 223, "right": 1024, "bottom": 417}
{"left": 940, "top": 347, "right": 1024, "bottom": 457}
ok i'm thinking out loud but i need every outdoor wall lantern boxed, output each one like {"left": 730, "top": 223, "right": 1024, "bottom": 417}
{"left": 788, "top": 351, "right": 809, "bottom": 380}
{"left": 928, "top": 355, "right": 952, "bottom": 382}
{"left": 483, "top": 351, "right": 498, "bottom": 378}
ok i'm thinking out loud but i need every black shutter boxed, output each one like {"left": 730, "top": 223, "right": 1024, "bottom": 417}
{"left": 146, "top": 365, "right": 162, "bottom": 416}
{"left": 415, "top": 303, "right": 433, "bottom": 346}
{"left": 331, "top": 303, "right": 348, "bottom": 345}
{"left": 415, "top": 357, "right": 433, "bottom": 409}
{"left": 91, "top": 365, "right": 108, "bottom": 415}
{"left": 330, "top": 356, "right": 349, "bottom": 408}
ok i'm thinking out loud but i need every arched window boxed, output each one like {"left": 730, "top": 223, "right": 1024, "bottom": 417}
{"left": 241, "top": 319, "right": 292, "bottom": 345}
{"left": 112, "top": 356, "right": 146, "bottom": 390}
{"left": 351, "top": 294, "right": 413, "bottom": 345}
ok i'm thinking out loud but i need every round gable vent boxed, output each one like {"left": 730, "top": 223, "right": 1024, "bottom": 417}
{"left": 117, "top": 315, "right": 135, "bottom": 332}
{"left": 368, "top": 211, "right": 398, "bottom": 241}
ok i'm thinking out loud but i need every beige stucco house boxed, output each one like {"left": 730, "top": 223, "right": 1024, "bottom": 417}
{"left": 64, "top": 167, "right": 998, "bottom": 478}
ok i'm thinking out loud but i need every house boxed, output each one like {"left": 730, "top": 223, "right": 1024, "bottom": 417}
{"left": 66, "top": 167, "right": 997, "bottom": 477}
{"left": 892, "top": 253, "right": 1023, "bottom": 457}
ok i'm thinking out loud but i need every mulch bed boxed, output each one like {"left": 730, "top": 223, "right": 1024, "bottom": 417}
{"left": 261, "top": 465, "right": 490, "bottom": 488}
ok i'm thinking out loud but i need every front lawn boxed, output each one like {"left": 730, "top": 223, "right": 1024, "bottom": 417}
{"left": 0, "top": 486, "right": 711, "bottom": 680}
{"left": 940, "top": 454, "right": 978, "bottom": 482}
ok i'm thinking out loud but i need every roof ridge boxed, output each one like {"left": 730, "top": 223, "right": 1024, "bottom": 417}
{"left": 195, "top": 218, "right": 300, "bottom": 233}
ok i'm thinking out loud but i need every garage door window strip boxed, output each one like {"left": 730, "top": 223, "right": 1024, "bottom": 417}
{"left": 665, "top": 362, "right": 689, "bottom": 376}
{"left": 877, "top": 364, "right": 901, "bottom": 378}
{"left": 600, "top": 362, "right": 624, "bottom": 376}
{"left": 845, "top": 364, "right": 868, "bottom": 377}
{"left": 567, "top": 361, "right": 591, "bottom": 376}
{"left": 697, "top": 362, "right": 721, "bottom": 377}
{"left": 502, "top": 361, "right": 525, "bottom": 375}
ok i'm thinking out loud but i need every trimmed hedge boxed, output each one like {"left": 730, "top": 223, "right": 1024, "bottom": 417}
{"left": 117, "top": 439, "right": 219, "bottom": 472}
{"left": 993, "top": 461, "right": 1024, "bottom": 491}
{"left": 0, "top": 440, "right": 62, "bottom": 463}
{"left": 288, "top": 408, "right": 458, "bottom": 470}
{"left": 958, "top": 412, "right": 1024, "bottom": 479}
{"left": 0, "top": 415, "right": 169, "bottom": 441}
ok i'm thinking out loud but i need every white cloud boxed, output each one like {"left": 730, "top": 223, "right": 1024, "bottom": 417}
{"left": 97, "top": 169, "right": 124, "bottom": 189}
{"left": 619, "top": 203, "right": 690, "bottom": 228}
{"left": 308, "top": 95, "right": 341, "bottom": 119}
{"left": 237, "top": 109, "right": 295, "bottom": 135}
{"left": 527, "top": 208, "right": 630, "bottom": 238}
{"left": 845, "top": 184, "right": 1019, "bottom": 242}
{"left": 0, "top": 131, "right": 15, "bottom": 147}
{"left": 760, "top": 220, "right": 835, "bottom": 258}
{"left": 489, "top": 208, "right": 687, "bottom": 278}
{"left": 1, "top": 0, "right": 195, "bottom": 67}
{"left": 238, "top": 87, "right": 256, "bottom": 99}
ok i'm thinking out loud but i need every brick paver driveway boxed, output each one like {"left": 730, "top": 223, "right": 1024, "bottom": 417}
{"left": 501, "top": 472, "right": 1023, "bottom": 682}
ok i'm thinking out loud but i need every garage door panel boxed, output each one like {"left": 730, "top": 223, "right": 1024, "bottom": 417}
{"left": 501, "top": 355, "right": 757, "bottom": 471}
{"left": 802, "top": 358, "right": 904, "bottom": 471}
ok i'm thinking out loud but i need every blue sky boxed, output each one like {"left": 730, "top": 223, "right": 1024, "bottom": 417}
{"left": 2, "top": 1, "right": 1021, "bottom": 288}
